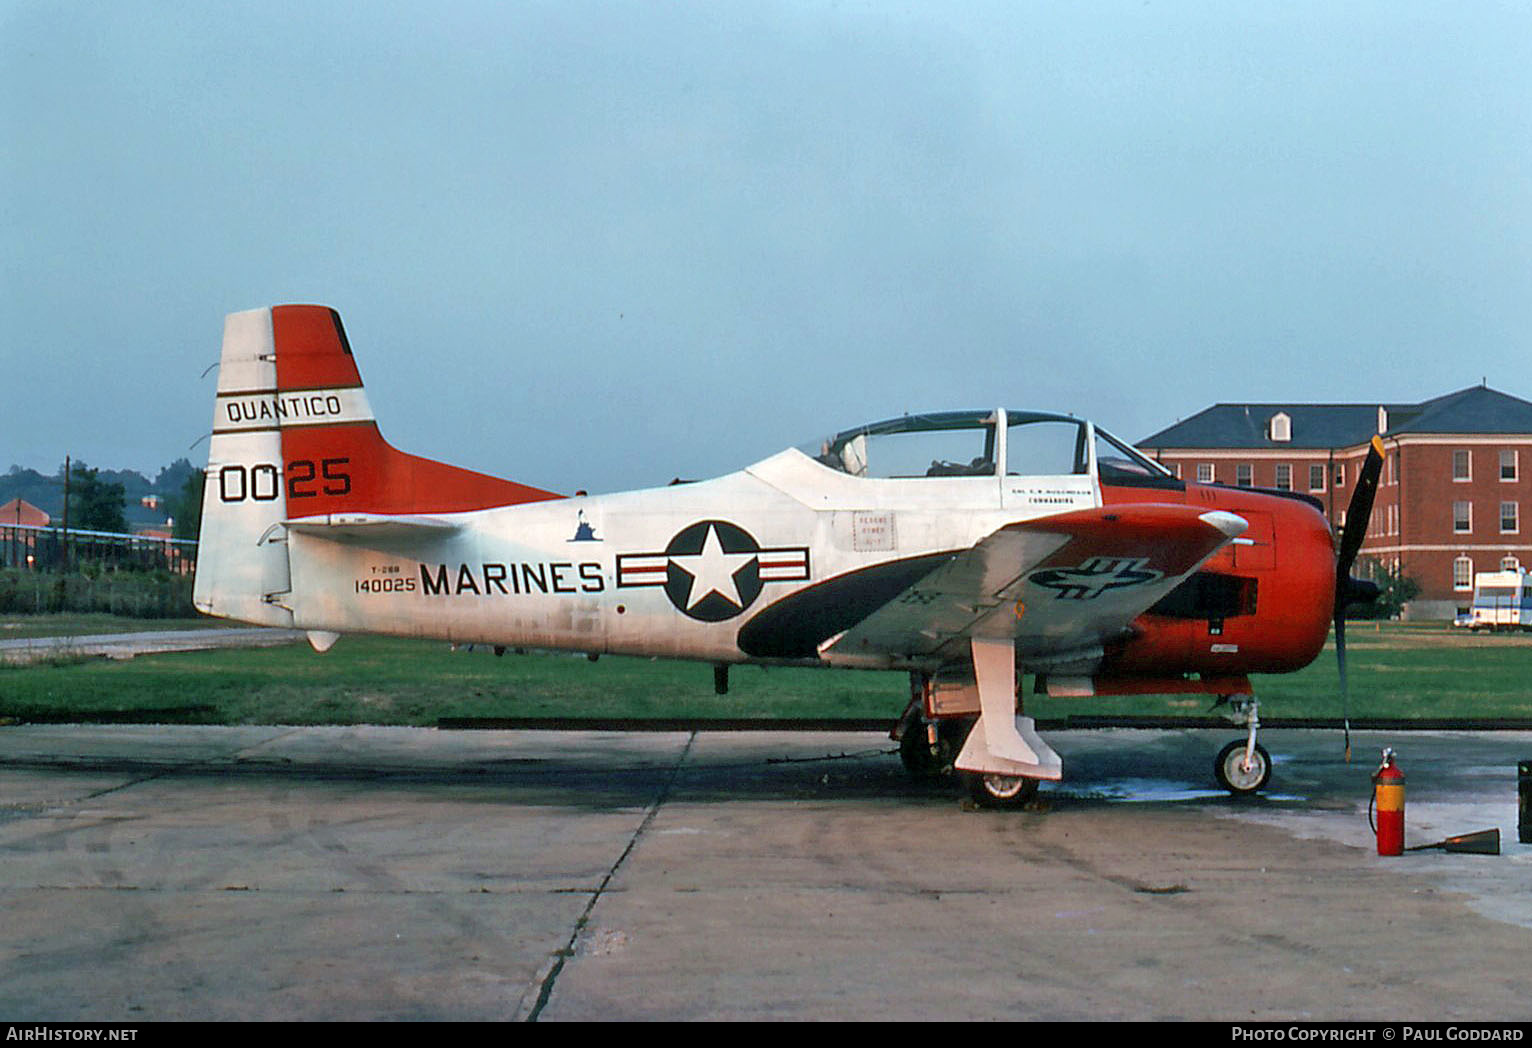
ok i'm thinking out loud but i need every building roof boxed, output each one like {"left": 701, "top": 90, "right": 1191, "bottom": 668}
{"left": 0, "top": 498, "right": 50, "bottom": 527}
{"left": 1140, "top": 386, "right": 1532, "bottom": 450}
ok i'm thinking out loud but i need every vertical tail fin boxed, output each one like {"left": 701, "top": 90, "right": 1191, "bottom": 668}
{"left": 193, "top": 307, "right": 293, "bottom": 624}
{"left": 194, "top": 305, "right": 562, "bottom": 625}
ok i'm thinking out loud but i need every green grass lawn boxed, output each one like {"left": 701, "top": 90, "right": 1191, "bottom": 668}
{"left": 1252, "top": 622, "right": 1532, "bottom": 722}
{"left": 1, "top": 617, "right": 1529, "bottom": 726}
{"left": 0, "top": 632, "right": 901, "bottom": 725}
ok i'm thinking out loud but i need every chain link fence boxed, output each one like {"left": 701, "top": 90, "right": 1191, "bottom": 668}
{"left": 0, "top": 525, "right": 198, "bottom": 617}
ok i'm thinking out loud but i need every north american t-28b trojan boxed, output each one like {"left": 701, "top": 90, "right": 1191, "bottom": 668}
{"left": 195, "top": 305, "right": 1382, "bottom": 806}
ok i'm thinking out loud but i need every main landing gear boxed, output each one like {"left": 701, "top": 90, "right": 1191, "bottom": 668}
{"left": 963, "top": 769, "right": 1042, "bottom": 808}
{"left": 896, "top": 708, "right": 1043, "bottom": 808}
{"left": 897, "top": 713, "right": 967, "bottom": 783}
{"left": 895, "top": 644, "right": 1060, "bottom": 810}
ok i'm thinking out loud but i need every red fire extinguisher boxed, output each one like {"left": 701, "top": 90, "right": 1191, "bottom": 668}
{"left": 1371, "top": 748, "right": 1405, "bottom": 856}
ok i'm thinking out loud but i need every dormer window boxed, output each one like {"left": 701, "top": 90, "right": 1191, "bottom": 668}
{"left": 1268, "top": 412, "right": 1291, "bottom": 443}
{"left": 1377, "top": 406, "right": 1388, "bottom": 434}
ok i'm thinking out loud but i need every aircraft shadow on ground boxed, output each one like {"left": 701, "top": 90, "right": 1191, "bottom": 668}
{"left": 0, "top": 743, "right": 1298, "bottom": 811}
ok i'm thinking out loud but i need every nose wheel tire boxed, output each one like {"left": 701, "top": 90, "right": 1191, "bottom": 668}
{"left": 964, "top": 771, "right": 1041, "bottom": 809}
{"left": 1214, "top": 740, "right": 1272, "bottom": 795}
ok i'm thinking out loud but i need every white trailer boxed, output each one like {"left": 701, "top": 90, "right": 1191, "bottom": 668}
{"left": 1460, "top": 569, "right": 1532, "bottom": 631}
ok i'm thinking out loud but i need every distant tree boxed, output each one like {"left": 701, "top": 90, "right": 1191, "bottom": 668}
{"left": 67, "top": 462, "right": 128, "bottom": 533}
{"left": 170, "top": 470, "right": 206, "bottom": 540}
{"left": 98, "top": 466, "right": 150, "bottom": 501}
{"left": 0, "top": 466, "right": 60, "bottom": 517}
{"left": 155, "top": 458, "right": 198, "bottom": 496}
{"left": 1353, "top": 560, "right": 1421, "bottom": 620}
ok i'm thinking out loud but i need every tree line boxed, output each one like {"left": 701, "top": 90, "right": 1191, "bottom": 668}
{"left": 2, "top": 459, "right": 204, "bottom": 540}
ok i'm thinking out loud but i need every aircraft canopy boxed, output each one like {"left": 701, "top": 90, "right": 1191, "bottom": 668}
{"left": 799, "top": 410, "right": 1174, "bottom": 484}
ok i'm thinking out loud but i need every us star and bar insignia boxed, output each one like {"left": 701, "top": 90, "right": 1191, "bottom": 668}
{"left": 617, "top": 520, "right": 810, "bottom": 621}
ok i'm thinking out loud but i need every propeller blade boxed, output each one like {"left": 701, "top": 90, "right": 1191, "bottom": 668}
{"left": 1333, "top": 435, "right": 1386, "bottom": 762}
{"left": 1336, "top": 435, "right": 1386, "bottom": 591}
{"left": 1336, "top": 613, "right": 1350, "bottom": 762}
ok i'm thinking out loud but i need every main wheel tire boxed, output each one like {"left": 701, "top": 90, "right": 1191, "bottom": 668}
{"left": 898, "top": 717, "right": 967, "bottom": 781}
{"left": 1214, "top": 740, "right": 1272, "bottom": 795}
{"left": 899, "top": 724, "right": 941, "bottom": 781}
{"left": 964, "top": 771, "right": 1041, "bottom": 809}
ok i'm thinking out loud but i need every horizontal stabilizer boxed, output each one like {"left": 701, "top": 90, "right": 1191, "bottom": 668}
{"left": 284, "top": 513, "right": 461, "bottom": 543}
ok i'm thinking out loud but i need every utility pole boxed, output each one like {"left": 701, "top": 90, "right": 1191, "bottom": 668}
{"left": 62, "top": 454, "right": 70, "bottom": 570}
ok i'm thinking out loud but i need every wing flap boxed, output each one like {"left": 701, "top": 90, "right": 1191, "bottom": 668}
{"left": 823, "top": 506, "right": 1246, "bottom": 662}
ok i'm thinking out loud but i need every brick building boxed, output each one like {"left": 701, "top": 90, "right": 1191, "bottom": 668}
{"left": 1139, "top": 386, "right": 1532, "bottom": 620}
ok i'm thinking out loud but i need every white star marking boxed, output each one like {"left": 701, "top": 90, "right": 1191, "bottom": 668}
{"left": 671, "top": 523, "right": 757, "bottom": 611}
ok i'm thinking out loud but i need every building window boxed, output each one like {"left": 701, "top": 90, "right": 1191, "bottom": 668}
{"left": 1386, "top": 504, "right": 1397, "bottom": 536}
{"left": 1454, "top": 501, "right": 1472, "bottom": 533}
{"left": 1502, "top": 501, "right": 1519, "bottom": 534}
{"left": 1502, "top": 556, "right": 1521, "bottom": 571}
{"left": 1501, "top": 450, "right": 1518, "bottom": 482}
{"left": 1335, "top": 464, "right": 1345, "bottom": 487}
{"left": 1236, "top": 464, "right": 1252, "bottom": 487}
{"left": 1453, "top": 449, "right": 1471, "bottom": 482}
{"left": 1308, "top": 464, "right": 1326, "bottom": 492}
{"left": 1454, "top": 556, "right": 1473, "bottom": 590}
{"left": 1169, "top": 462, "right": 1181, "bottom": 479}
{"left": 1274, "top": 464, "right": 1292, "bottom": 491}
{"left": 1269, "top": 413, "right": 1291, "bottom": 442}
{"left": 1197, "top": 463, "right": 1214, "bottom": 484}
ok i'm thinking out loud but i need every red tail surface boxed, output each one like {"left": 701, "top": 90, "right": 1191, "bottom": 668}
{"left": 271, "top": 305, "right": 562, "bottom": 516}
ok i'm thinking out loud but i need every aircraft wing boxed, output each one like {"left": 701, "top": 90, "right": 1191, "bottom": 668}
{"left": 821, "top": 505, "right": 1247, "bottom": 664}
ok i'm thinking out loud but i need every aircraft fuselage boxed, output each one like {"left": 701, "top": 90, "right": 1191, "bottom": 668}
{"left": 277, "top": 446, "right": 1335, "bottom": 681}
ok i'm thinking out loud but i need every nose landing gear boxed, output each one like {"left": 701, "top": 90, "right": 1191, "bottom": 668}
{"left": 1214, "top": 739, "right": 1272, "bottom": 794}
{"left": 1212, "top": 695, "right": 1271, "bottom": 796}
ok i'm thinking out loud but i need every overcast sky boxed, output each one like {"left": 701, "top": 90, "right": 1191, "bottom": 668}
{"left": 4, "top": 1, "right": 1529, "bottom": 494}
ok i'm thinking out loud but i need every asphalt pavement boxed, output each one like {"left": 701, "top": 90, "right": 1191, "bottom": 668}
{"left": 1, "top": 723, "right": 1528, "bottom": 1021}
